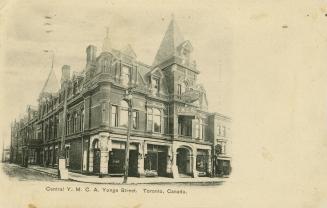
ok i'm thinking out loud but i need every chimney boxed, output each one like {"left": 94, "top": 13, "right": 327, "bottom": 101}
{"left": 61, "top": 65, "right": 71, "bottom": 84}
{"left": 86, "top": 45, "right": 97, "bottom": 65}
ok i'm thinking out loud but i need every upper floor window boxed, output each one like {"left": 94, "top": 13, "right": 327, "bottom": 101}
{"left": 111, "top": 105, "right": 118, "bottom": 127}
{"left": 66, "top": 114, "right": 71, "bottom": 135}
{"left": 132, "top": 111, "right": 139, "bottom": 129}
{"left": 147, "top": 108, "right": 161, "bottom": 133}
{"left": 103, "top": 59, "right": 110, "bottom": 72}
{"left": 177, "top": 84, "right": 182, "bottom": 96}
{"left": 73, "top": 112, "right": 78, "bottom": 133}
{"left": 80, "top": 108, "right": 84, "bottom": 131}
{"left": 121, "top": 66, "right": 130, "bottom": 86}
{"left": 153, "top": 78, "right": 160, "bottom": 94}
{"left": 120, "top": 101, "right": 129, "bottom": 128}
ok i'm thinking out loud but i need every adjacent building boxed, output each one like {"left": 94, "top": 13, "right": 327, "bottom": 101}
{"left": 10, "top": 17, "right": 231, "bottom": 178}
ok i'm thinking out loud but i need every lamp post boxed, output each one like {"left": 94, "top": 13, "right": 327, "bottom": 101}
{"left": 122, "top": 86, "right": 135, "bottom": 184}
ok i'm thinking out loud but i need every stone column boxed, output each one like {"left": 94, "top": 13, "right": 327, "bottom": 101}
{"left": 99, "top": 151, "right": 109, "bottom": 176}
{"left": 166, "top": 145, "right": 173, "bottom": 177}
{"left": 99, "top": 132, "right": 109, "bottom": 177}
{"left": 137, "top": 142, "right": 145, "bottom": 177}
{"left": 171, "top": 146, "right": 179, "bottom": 178}
{"left": 88, "top": 148, "right": 93, "bottom": 173}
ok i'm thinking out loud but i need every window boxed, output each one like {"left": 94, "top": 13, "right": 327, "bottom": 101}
{"left": 121, "top": 66, "right": 130, "bottom": 85}
{"left": 66, "top": 114, "right": 70, "bottom": 135}
{"left": 177, "top": 84, "right": 182, "bottom": 96}
{"left": 147, "top": 108, "right": 161, "bottom": 133}
{"left": 73, "top": 112, "right": 78, "bottom": 133}
{"left": 54, "top": 115, "right": 58, "bottom": 139}
{"left": 80, "top": 108, "right": 84, "bottom": 131}
{"left": 153, "top": 78, "right": 160, "bottom": 94}
{"left": 153, "top": 108, "right": 161, "bottom": 133}
{"left": 201, "top": 119, "right": 207, "bottom": 140}
{"left": 111, "top": 105, "right": 118, "bottom": 127}
{"left": 120, "top": 101, "right": 129, "bottom": 128}
{"left": 132, "top": 111, "right": 139, "bottom": 129}
{"left": 103, "top": 59, "right": 109, "bottom": 72}
{"left": 147, "top": 108, "right": 153, "bottom": 131}
{"left": 163, "top": 109, "right": 168, "bottom": 134}
{"left": 145, "top": 152, "right": 158, "bottom": 171}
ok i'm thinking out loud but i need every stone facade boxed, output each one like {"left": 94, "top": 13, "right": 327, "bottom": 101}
{"left": 10, "top": 17, "right": 231, "bottom": 178}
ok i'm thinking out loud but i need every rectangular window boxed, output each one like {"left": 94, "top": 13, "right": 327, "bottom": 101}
{"left": 147, "top": 108, "right": 153, "bottom": 131}
{"left": 132, "top": 111, "right": 139, "bottom": 129}
{"left": 145, "top": 152, "right": 158, "bottom": 171}
{"left": 177, "top": 84, "right": 182, "bottom": 96}
{"left": 153, "top": 78, "right": 160, "bottom": 94}
{"left": 111, "top": 105, "right": 118, "bottom": 127}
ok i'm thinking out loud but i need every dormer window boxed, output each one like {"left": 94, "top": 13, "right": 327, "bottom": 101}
{"left": 153, "top": 78, "right": 160, "bottom": 94}
{"left": 102, "top": 59, "right": 110, "bottom": 73}
{"left": 121, "top": 66, "right": 130, "bottom": 86}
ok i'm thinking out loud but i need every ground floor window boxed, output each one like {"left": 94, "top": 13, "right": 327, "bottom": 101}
{"left": 108, "top": 149, "right": 125, "bottom": 174}
{"left": 144, "top": 144, "right": 167, "bottom": 176}
{"left": 196, "top": 150, "right": 209, "bottom": 176}
{"left": 54, "top": 148, "right": 58, "bottom": 166}
{"left": 28, "top": 149, "right": 36, "bottom": 164}
{"left": 215, "top": 160, "right": 231, "bottom": 176}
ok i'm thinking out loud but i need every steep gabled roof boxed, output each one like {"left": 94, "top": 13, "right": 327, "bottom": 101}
{"left": 40, "top": 68, "right": 59, "bottom": 95}
{"left": 152, "top": 17, "right": 185, "bottom": 67}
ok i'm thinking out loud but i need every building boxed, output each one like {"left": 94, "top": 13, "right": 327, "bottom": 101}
{"left": 10, "top": 17, "right": 231, "bottom": 178}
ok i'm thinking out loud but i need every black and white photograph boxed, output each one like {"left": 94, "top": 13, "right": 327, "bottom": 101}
{"left": 1, "top": 0, "right": 327, "bottom": 208}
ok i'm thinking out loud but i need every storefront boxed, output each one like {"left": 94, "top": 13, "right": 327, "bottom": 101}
{"left": 144, "top": 144, "right": 168, "bottom": 177}
{"left": 215, "top": 158, "right": 231, "bottom": 176}
{"left": 108, "top": 141, "right": 138, "bottom": 176}
{"left": 196, "top": 149, "right": 209, "bottom": 176}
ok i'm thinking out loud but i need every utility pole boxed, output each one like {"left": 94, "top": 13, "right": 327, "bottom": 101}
{"left": 58, "top": 80, "right": 68, "bottom": 179}
{"left": 123, "top": 86, "right": 135, "bottom": 184}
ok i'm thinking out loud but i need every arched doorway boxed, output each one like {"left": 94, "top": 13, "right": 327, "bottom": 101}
{"left": 92, "top": 140, "right": 100, "bottom": 174}
{"left": 176, "top": 147, "right": 192, "bottom": 176}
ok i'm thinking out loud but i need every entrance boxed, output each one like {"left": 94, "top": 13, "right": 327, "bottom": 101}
{"left": 144, "top": 145, "right": 168, "bottom": 177}
{"left": 92, "top": 139, "right": 100, "bottom": 174}
{"left": 93, "top": 149, "right": 100, "bottom": 173}
{"left": 176, "top": 147, "right": 191, "bottom": 175}
{"left": 108, "top": 149, "right": 138, "bottom": 176}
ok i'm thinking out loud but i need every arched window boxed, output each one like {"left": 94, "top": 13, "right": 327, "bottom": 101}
{"left": 120, "top": 100, "right": 129, "bottom": 128}
{"left": 93, "top": 139, "right": 99, "bottom": 149}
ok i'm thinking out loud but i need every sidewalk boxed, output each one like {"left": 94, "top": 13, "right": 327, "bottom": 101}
{"left": 29, "top": 165, "right": 226, "bottom": 184}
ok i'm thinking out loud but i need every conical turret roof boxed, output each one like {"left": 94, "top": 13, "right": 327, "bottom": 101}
{"left": 152, "top": 16, "right": 185, "bottom": 66}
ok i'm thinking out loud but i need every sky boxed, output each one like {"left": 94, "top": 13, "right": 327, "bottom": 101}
{"left": 2, "top": 0, "right": 327, "bottom": 207}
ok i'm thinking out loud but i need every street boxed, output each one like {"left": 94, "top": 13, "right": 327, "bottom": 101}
{"left": 1, "top": 163, "right": 225, "bottom": 186}
{"left": 1, "top": 162, "right": 58, "bottom": 182}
